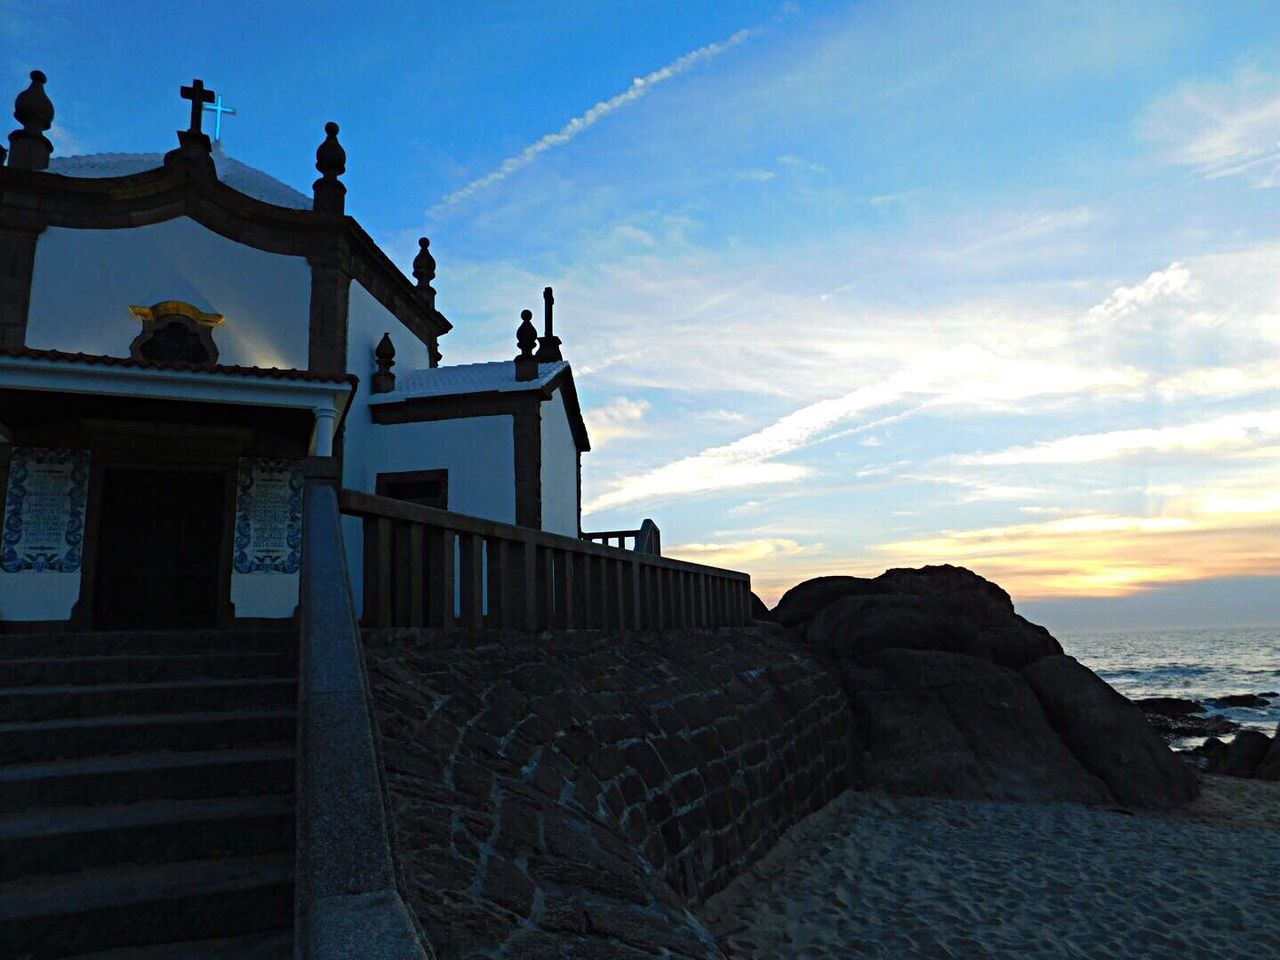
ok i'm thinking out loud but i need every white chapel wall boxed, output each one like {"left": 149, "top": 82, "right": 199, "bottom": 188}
{"left": 26, "top": 218, "right": 311, "bottom": 369}
{"left": 0, "top": 570, "right": 81, "bottom": 621}
{"left": 540, "top": 387, "right": 580, "bottom": 537}
{"left": 341, "top": 416, "right": 516, "bottom": 617}
{"left": 346, "top": 281, "right": 433, "bottom": 382}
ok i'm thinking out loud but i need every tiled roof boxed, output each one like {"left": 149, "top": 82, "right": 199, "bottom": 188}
{"left": 0, "top": 346, "right": 356, "bottom": 386}
{"left": 377, "top": 360, "right": 570, "bottom": 401}
{"left": 46, "top": 147, "right": 312, "bottom": 210}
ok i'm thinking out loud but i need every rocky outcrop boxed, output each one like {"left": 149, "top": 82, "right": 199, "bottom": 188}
{"left": 783, "top": 566, "right": 1195, "bottom": 809}
{"left": 842, "top": 648, "right": 1109, "bottom": 803}
{"left": 789, "top": 565, "right": 1061, "bottom": 669}
{"left": 749, "top": 592, "right": 773, "bottom": 622}
{"left": 1136, "top": 697, "right": 1205, "bottom": 716}
{"left": 1211, "top": 693, "right": 1273, "bottom": 709}
{"left": 772, "top": 575, "right": 870, "bottom": 628}
{"left": 1206, "top": 729, "right": 1273, "bottom": 778}
{"left": 1021, "top": 656, "right": 1199, "bottom": 808}
{"left": 1258, "top": 725, "right": 1280, "bottom": 781}
{"left": 1136, "top": 697, "right": 1240, "bottom": 740}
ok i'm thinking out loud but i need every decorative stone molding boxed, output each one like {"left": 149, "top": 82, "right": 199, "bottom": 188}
{"left": 128, "top": 300, "right": 223, "bottom": 365}
{"left": 312, "top": 122, "right": 346, "bottom": 216}
{"left": 371, "top": 332, "right": 396, "bottom": 394}
{"left": 7, "top": 70, "right": 54, "bottom": 171}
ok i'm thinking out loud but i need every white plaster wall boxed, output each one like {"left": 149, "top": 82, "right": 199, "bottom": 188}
{"left": 231, "top": 573, "right": 299, "bottom": 619}
{"left": 341, "top": 411, "right": 515, "bottom": 618}
{"left": 540, "top": 388, "right": 580, "bottom": 537}
{"left": 0, "top": 570, "right": 81, "bottom": 621}
{"left": 26, "top": 219, "right": 311, "bottom": 369}
{"left": 346, "top": 282, "right": 432, "bottom": 384}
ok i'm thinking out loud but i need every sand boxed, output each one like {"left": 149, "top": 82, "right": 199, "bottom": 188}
{"left": 699, "top": 775, "right": 1280, "bottom": 959}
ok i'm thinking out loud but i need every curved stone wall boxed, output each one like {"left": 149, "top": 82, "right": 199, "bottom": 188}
{"left": 364, "top": 625, "right": 855, "bottom": 959}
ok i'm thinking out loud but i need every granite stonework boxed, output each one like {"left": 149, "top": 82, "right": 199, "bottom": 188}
{"left": 362, "top": 566, "right": 1202, "bottom": 958}
{"left": 363, "top": 625, "right": 855, "bottom": 960}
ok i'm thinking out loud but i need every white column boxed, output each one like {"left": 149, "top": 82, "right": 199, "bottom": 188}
{"left": 312, "top": 406, "right": 338, "bottom": 457}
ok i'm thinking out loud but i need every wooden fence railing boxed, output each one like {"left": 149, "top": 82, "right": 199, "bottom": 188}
{"left": 339, "top": 490, "right": 751, "bottom": 631}
{"left": 580, "top": 518, "right": 661, "bottom": 555}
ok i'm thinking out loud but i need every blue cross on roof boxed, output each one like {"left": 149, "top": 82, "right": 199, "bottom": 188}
{"left": 202, "top": 93, "right": 236, "bottom": 142}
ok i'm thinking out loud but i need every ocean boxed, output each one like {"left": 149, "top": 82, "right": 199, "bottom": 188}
{"left": 1060, "top": 626, "right": 1280, "bottom": 746}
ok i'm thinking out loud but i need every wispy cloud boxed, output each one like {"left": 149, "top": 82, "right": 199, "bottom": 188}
{"left": 583, "top": 347, "right": 1142, "bottom": 515}
{"left": 1141, "top": 66, "right": 1280, "bottom": 188}
{"left": 956, "top": 410, "right": 1280, "bottom": 467}
{"left": 665, "top": 536, "right": 821, "bottom": 570}
{"left": 430, "top": 28, "right": 753, "bottom": 215}
{"left": 583, "top": 396, "right": 650, "bottom": 448}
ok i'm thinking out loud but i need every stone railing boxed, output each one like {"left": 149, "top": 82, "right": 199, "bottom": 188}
{"left": 339, "top": 490, "right": 750, "bottom": 631}
{"left": 581, "top": 517, "right": 661, "bottom": 556}
{"left": 296, "top": 481, "right": 429, "bottom": 959}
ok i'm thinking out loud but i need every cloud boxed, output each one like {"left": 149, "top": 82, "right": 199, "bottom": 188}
{"left": 430, "top": 27, "right": 753, "bottom": 214}
{"left": 956, "top": 410, "right": 1280, "bottom": 466}
{"left": 736, "top": 168, "right": 777, "bottom": 182}
{"left": 1154, "top": 359, "right": 1280, "bottom": 401}
{"left": 1086, "top": 262, "right": 1193, "bottom": 321}
{"left": 1141, "top": 66, "right": 1280, "bottom": 188}
{"left": 48, "top": 121, "right": 83, "bottom": 157}
{"left": 583, "top": 346, "right": 1142, "bottom": 515}
{"left": 665, "top": 537, "right": 820, "bottom": 568}
{"left": 583, "top": 396, "right": 650, "bottom": 448}
{"left": 875, "top": 510, "right": 1280, "bottom": 599}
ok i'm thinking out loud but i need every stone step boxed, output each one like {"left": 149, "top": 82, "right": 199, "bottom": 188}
{"left": 0, "top": 794, "right": 294, "bottom": 881}
{"left": 0, "top": 678, "right": 297, "bottom": 722}
{"left": 0, "top": 629, "right": 296, "bottom": 660}
{"left": 0, "top": 710, "right": 296, "bottom": 765}
{"left": 0, "top": 746, "right": 294, "bottom": 814}
{"left": 0, "top": 854, "right": 293, "bottom": 959}
{"left": 2, "top": 652, "right": 297, "bottom": 687}
{"left": 54, "top": 930, "right": 293, "bottom": 960}
{"left": 54, "top": 929, "right": 293, "bottom": 960}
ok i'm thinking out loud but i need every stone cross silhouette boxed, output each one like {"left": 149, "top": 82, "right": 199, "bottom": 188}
{"left": 202, "top": 93, "right": 236, "bottom": 142}
{"left": 179, "top": 79, "right": 215, "bottom": 134}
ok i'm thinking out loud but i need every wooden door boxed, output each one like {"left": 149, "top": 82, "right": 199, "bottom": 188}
{"left": 94, "top": 469, "right": 224, "bottom": 630}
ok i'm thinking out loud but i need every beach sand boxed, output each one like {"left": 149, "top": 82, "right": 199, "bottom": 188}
{"left": 699, "top": 775, "right": 1280, "bottom": 959}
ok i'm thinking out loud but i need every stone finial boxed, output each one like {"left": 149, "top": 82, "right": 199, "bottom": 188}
{"left": 312, "top": 121, "right": 347, "bottom": 214}
{"left": 413, "top": 238, "right": 436, "bottom": 288}
{"left": 413, "top": 237, "right": 438, "bottom": 312}
{"left": 534, "top": 285, "right": 563, "bottom": 362}
{"left": 372, "top": 331, "right": 396, "bottom": 393}
{"left": 515, "top": 309, "right": 539, "bottom": 381}
{"left": 8, "top": 70, "right": 54, "bottom": 170}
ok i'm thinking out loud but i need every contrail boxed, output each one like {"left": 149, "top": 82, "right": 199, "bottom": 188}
{"left": 430, "top": 28, "right": 753, "bottom": 215}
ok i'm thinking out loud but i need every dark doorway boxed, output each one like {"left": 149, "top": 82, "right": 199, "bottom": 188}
{"left": 94, "top": 469, "right": 224, "bottom": 630}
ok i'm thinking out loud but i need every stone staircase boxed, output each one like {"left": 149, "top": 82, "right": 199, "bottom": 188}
{"left": 0, "top": 629, "right": 298, "bottom": 959}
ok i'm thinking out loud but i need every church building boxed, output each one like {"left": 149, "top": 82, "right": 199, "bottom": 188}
{"left": 0, "top": 71, "right": 590, "bottom": 632}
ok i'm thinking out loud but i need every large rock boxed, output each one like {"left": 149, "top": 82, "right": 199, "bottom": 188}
{"left": 749, "top": 592, "right": 773, "bottom": 622}
{"left": 1136, "top": 697, "right": 1205, "bottom": 717}
{"left": 1207, "top": 729, "right": 1272, "bottom": 778}
{"left": 1257, "top": 725, "right": 1280, "bottom": 781}
{"left": 772, "top": 576, "right": 873, "bottom": 627}
{"left": 1211, "top": 693, "right": 1272, "bottom": 708}
{"left": 841, "top": 648, "right": 1110, "bottom": 804}
{"left": 1135, "top": 698, "right": 1238, "bottom": 741}
{"left": 1022, "top": 656, "right": 1198, "bottom": 808}
{"left": 778, "top": 566, "right": 1061, "bottom": 669}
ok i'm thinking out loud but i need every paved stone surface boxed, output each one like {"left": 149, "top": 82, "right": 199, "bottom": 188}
{"left": 364, "top": 626, "right": 855, "bottom": 959}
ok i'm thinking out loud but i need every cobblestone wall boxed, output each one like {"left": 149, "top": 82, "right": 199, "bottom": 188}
{"left": 364, "top": 625, "right": 855, "bottom": 959}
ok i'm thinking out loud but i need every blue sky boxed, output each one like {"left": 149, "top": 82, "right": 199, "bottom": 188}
{"left": 5, "top": 1, "right": 1280, "bottom": 627}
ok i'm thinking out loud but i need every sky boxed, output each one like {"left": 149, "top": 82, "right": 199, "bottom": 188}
{"left": 4, "top": 0, "right": 1279, "bottom": 630}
